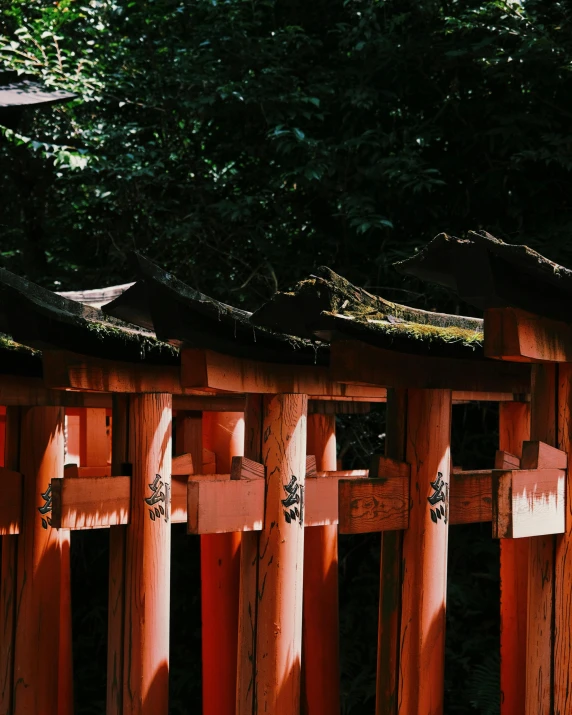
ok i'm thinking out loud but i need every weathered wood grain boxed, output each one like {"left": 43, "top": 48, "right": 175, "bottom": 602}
{"left": 521, "top": 440, "right": 567, "bottom": 470}
{"left": 449, "top": 470, "right": 492, "bottom": 525}
{"left": 338, "top": 478, "right": 409, "bottom": 534}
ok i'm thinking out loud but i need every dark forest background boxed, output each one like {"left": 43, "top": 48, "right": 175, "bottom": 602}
{"left": 1, "top": 0, "right": 571, "bottom": 712}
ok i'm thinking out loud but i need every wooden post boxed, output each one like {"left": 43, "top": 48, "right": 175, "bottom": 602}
{"left": 499, "top": 401, "right": 530, "bottom": 715}
{"left": 13, "top": 407, "right": 66, "bottom": 714}
{"left": 107, "top": 395, "right": 129, "bottom": 715}
{"left": 255, "top": 394, "right": 307, "bottom": 715}
{"left": 526, "top": 364, "right": 556, "bottom": 715}
{"left": 123, "top": 394, "right": 172, "bottom": 715}
{"left": 398, "top": 389, "right": 452, "bottom": 715}
{"left": 201, "top": 412, "right": 244, "bottom": 715}
{"left": 555, "top": 363, "right": 572, "bottom": 713}
{"left": 302, "top": 412, "right": 339, "bottom": 715}
{"left": 236, "top": 395, "right": 263, "bottom": 715}
{"left": 0, "top": 407, "right": 19, "bottom": 715}
{"left": 377, "top": 388, "right": 407, "bottom": 715}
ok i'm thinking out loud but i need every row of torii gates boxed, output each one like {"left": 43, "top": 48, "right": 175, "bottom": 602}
{"left": 0, "top": 231, "right": 569, "bottom": 715}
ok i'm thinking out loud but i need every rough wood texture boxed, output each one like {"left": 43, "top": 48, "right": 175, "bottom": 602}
{"left": 555, "top": 363, "right": 572, "bottom": 715}
{"left": 521, "top": 440, "right": 567, "bottom": 470}
{"left": 107, "top": 394, "right": 129, "bottom": 715}
{"left": 399, "top": 389, "right": 452, "bottom": 715}
{"left": 526, "top": 364, "right": 556, "bottom": 715}
{"left": 370, "top": 455, "right": 410, "bottom": 479}
{"left": 338, "top": 478, "right": 409, "bottom": 534}
{"left": 201, "top": 412, "right": 244, "bottom": 715}
{"left": 188, "top": 480, "right": 263, "bottom": 534}
{"left": 376, "top": 387, "right": 406, "bottom": 715}
{"left": 12, "top": 407, "right": 68, "bottom": 715}
{"left": 182, "top": 348, "right": 389, "bottom": 398}
{"left": 302, "top": 413, "right": 340, "bottom": 715}
{"left": 123, "top": 394, "right": 172, "bottom": 715}
{"left": 330, "top": 340, "right": 530, "bottom": 392}
{"left": 498, "top": 401, "right": 530, "bottom": 715}
{"left": 0, "top": 407, "right": 20, "bottom": 715}
{"left": 493, "top": 469, "right": 565, "bottom": 538}
{"left": 255, "top": 394, "right": 307, "bottom": 715}
{"left": 449, "top": 471, "right": 492, "bottom": 525}
{"left": 236, "top": 395, "right": 263, "bottom": 715}
{"left": 484, "top": 307, "right": 572, "bottom": 362}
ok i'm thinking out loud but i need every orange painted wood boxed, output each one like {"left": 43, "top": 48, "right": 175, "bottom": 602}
{"left": 316, "top": 469, "right": 368, "bottom": 478}
{"left": 123, "top": 394, "right": 172, "bottom": 715}
{"left": 236, "top": 395, "right": 263, "bottom": 715}
{"left": 376, "top": 387, "right": 406, "bottom": 715}
{"left": 43, "top": 349, "right": 211, "bottom": 395}
{"left": 485, "top": 306, "right": 572, "bottom": 362}
{"left": 0, "top": 407, "right": 6, "bottom": 468}
{"left": 172, "top": 452, "right": 194, "bottom": 476}
{"left": 330, "top": 340, "right": 530, "bottom": 393}
{"left": 200, "top": 412, "right": 244, "bottom": 715}
{"left": 493, "top": 468, "right": 565, "bottom": 538}
{"left": 398, "top": 389, "right": 452, "bottom": 715}
{"left": 495, "top": 450, "right": 521, "bottom": 470}
{"left": 521, "top": 440, "right": 567, "bottom": 470}
{"left": 0, "top": 407, "right": 19, "bottom": 715}
{"left": 305, "top": 472, "right": 367, "bottom": 526}
{"left": 449, "top": 470, "right": 492, "bottom": 525}
{"left": 188, "top": 479, "right": 264, "bottom": 534}
{"left": 452, "top": 390, "right": 522, "bottom": 402}
{"left": 80, "top": 407, "right": 109, "bottom": 466}
{"left": 498, "top": 401, "right": 529, "bottom": 715}
{"left": 0, "top": 467, "right": 22, "bottom": 534}
{"left": 107, "top": 394, "right": 129, "bottom": 715}
{"left": 370, "top": 454, "right": 410, "bottom": 479}
{"left": 255, "top": 394, "right": 307, "bottom": 715}
{"left": 12, "top": 407, "right": 69, "bottom": 714}
{"left": 338, "top": 478, "right": 409, "bottom": 534}
{"left": 231, "top": 455, "right": 265, "bottom": 481}
{"left": 302, "top": 412, "right": 340, "bottom": 715}
{"left": 181, "top": 348, "right": 389, "bottom": 398}
{"left": 526, "top": 364, "right": 556, "bottom": 715}
{"left": 554, "top": 363, "right": 572, "bottom": 714}
{"left": 51, "top": 476, "right": 131, "bottom": 529}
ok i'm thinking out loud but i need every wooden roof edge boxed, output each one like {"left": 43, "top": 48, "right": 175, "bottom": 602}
{"left": 395, "top": 231, "right": 572, "bottom": 322}
{"left": 0, "top": 267, "right": 179, "bottom": 365}
{"left": 102, "top": 252, "right": 326, "bottom": 365}
{"left": 250, "top": 265, "right": 483, "bottom": 353}
{"left": 57, "top": 282, "right": 135, "bottom": 308}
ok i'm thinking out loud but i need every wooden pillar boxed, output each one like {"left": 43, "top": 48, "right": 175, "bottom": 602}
{"left": 255, "top": 394, "right": 307, "bottom": 715}
{"left": 236, "top": 395, "right": 263, "bottom": 715}
{"left": 526, "top": 364, "right": 556, "bottom": 715}
{"left": 302, "top": 412, "right": 339, "bottom": 715}
{"left": 123, "top": 394, "right": 172, "bottom": 715}
{"left": 554, "top": 364, "right": 572, "bottom": 713}
{"left": 201, "top": 412, "right": 244, "bottom": 715}
{"left": 107, "top": 395, "right": 130, "bottom": 715}
{"left": 0, "top": 407, "right": 20, "bottom": 714}
{"left": 377, "top": 388, "right": 407, "bottom": 715}
{"left": 499, "top": 402, "right": 530, "bottom": 715}
{"left": 13, "top": 407, "right": 67, "bottom": 714}
{"left": 398, "top": 389, "right": 452, "bottom": 715}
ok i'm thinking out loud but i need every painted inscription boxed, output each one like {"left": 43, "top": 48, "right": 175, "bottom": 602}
{"left": 38, "top": 484, "right": 52, "bottom": 529}
{"left": 281, "top": 475, "right": 304, "bottom": 525}
{"left": 145, "top": 474, "right": 170, "bottom": 523}
{"left": 427, "top": 471, "right": 448, "bottom": 524}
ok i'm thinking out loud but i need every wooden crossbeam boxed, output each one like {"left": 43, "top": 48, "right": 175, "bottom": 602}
{"left": 181, "top": 348, "right": 390, "bottom": 398}
{"left": 484, "top": 307, "right": 572, "bottom": 363}
{"left": 493, "top": 440, "right": 568, "bottom": 538}
{"left": 449, "top": 470, "right": 492, "bottom": 525}
{"left": 338, "top": 478, "right": 409, "bottom": 534}
{"left": 330, "top": 340, "right": 530, "bottom": 392}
